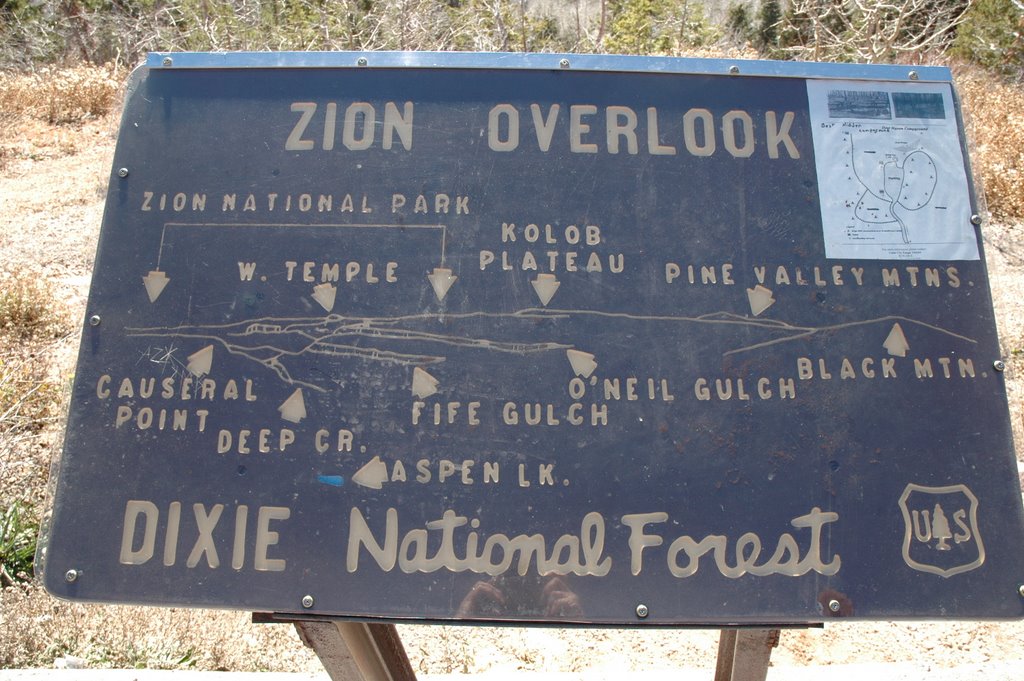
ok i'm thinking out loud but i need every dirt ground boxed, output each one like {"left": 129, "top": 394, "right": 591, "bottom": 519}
{"left": 2, "top": 100, "right": 1024, "bottom": 674}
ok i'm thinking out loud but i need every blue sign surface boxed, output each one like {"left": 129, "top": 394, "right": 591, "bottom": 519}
{"left": 42, "top": 53, "right": 1024, "bottom": 624}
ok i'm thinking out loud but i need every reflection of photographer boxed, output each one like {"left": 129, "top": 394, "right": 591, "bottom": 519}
{"left": 456, "top": 574, "right": 583, "bottom": 618}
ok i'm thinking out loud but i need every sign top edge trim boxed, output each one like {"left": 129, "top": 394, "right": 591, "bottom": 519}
{"left": 144, "top": 51, "right": 953, "bottom": 82}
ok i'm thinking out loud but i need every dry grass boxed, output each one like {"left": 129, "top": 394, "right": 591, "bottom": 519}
{"left": 0, "top": 270, "right": 64, "bottom": 341}
{"left": 0, "top": 268, "right": 68, "bottom": 502}
{"left": 0, "top": 268, "right": 69, "bottom": 592}
{"left": 0, "top": 351, "right": 61, "bottom": 502}
{"left": 958, "top": 67, "right": 1024, "bottom": 219}
{"left": 0, "top": 109, "right": 16, "bottom": 169}
{"left": 0, "top": 584, "right": 319, "bottom": 670}
{"left": 0, "top": 65, "right": 120, "bottom": 169}
{"left": 0, "top": 66, "right": 120, "bottom": 125}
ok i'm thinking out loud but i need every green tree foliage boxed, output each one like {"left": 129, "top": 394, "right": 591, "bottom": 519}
{"left": 725, "top": 2, "right": 752, "bottom": 44}
{"left": 2, "top": 0, "right": 1021, "bottom": 80}
{"left": 604, "top": 0, "right": 674, "bottom": 53}
{"left": 0, "top": 0, "right": 572, "bottom": 68}
{"left": 952, "top": 0, "right": 1024, "bottom": 81}
{"left": 755, "top": 0, "right": 781, "bottom": 53}
{"left": 0, "top": 503, "right": 38, "bottom": 586}
{"left": 778, "top": 0, "right": 852, "bottom": 61}
{"left": 445, "top": 0, "right": 564, "bottom": 53}
{"left": 779, "top": 0, "right": 970, "bottom": 62}
{"left": 603, "top": 0, "right": 720, "bottom": 55}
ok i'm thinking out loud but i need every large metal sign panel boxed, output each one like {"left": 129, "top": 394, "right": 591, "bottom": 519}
{"left": 42, "top": 53, "right": 1024, "bottom": 624}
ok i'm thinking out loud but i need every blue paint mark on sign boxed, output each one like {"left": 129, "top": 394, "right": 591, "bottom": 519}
{"left": 318, "top": 475, "right": 345, "bottom": 488}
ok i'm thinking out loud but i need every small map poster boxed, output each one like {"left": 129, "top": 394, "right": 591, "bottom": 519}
{"left": 807, "top": 80, "right": 979, "bottom": 261}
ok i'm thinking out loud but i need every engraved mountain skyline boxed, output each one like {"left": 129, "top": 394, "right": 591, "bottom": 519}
{"left": 125, "top": 309, "right": 976, "bottom": 393}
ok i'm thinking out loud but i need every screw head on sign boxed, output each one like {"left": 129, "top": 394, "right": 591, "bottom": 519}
{"left": 1018, "top": 584, "right": 1024, "bottom": 598}
{"left": 828, "top": 599, "right": 841, "bottom": 613}
{"left": 635, "top": 603, "right": 649, "bottom": 618}
{"left": 729, "top": 65, "right": 740, "bottom": 75}
{"left": 117, "top": 167, "right": 129, "bottom": 178}
{"left": 994, "top": 360, "right": 1006, "bottom": 372}
{"left": 162, "top": 56, "right": 173, "bottom": 67}
{"left": 559, "top": 59, "right": 570, "bottom": 69}
{"left": 908, "top": 71, "right": 919, "bottom": 80}
{"left": 89, "top": 315, "right": 101, "bottom": 327}
{"left": 301, "top": 595, "right": 314, "bottom": 609}
{"left": 65, "top": 569, "right": 79, "bottom": 583}
{"left": 357, "top": 57, "right": 368, "bottom": 66}
{"left": 971, "top": 214, "right": 982, "bottom": 226}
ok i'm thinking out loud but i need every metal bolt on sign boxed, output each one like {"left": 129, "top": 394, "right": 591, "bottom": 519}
{"left": 971, "top": 214, "right": 983, "bottom": 225}
{"left": 994, "top": 360, "right": 1006, "bottom": 372}
{"left": 356, "top": 57, "right": 368, "bottom": 67}
{"left": 65, "top": 569, "right": 79, "bottom": 583}
{"left": 828, "top": 599, "right": 841, "bottom": 613}
{"left": 1018, "top": 584, "right": 1024, "bottom": 598}
{"left": 908, "top": 70, "right": 919, "bottom": 80}
{"left": 559, "top": 59, "right": 570, "bottom": 69}
{"left": 162, "top": 57, "right": 172, "bottom": 68}
{"left": 117, "top": 167, "right": 129, "bottom": 178}
{"left": 89, "top": 315, "right": 101, "bottom": 327}
{"left": 302, "top": 595, "right": 315, "bottom": 609}
{"left": 635, "top": 603, "right": 649, "bottom": 618}
{"left": 729, "top": 65, "right": 740, "bottom": 75}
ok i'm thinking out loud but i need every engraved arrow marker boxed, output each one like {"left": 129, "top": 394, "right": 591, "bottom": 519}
{"left": 532, "top": 273, "right": 561, "bottom": 306}
{"left": 566, "top": 349, "right": 598, "bottom": 378}
{"left": 427, "top": 267, "right": 458, "bottom": 302}
{"left": 411, "top": 367, "right": 439, "bottom": 399}
{"left": 311, "top": 283, "right": 337, "bottom": 313}
{"left": 142, "top": 270, "right": 170, "bottom": 303}
{"left": 353, "top": 456, "right": 388, "bottom": 489}
{"left": 278, "top": 388, "right": 307, "bottom": 423}
{"left": 186, "top": 345, "right": 214, "bottom": 377}
{"left": 746, "top": 285, "right": 776, "bottom": 317}
{"left": 883, "top": 322, "right": 910, "bottom": 357}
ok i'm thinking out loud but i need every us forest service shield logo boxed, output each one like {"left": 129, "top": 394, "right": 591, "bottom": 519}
{"left": 898, "top": 483, "right": 985, "bottom": 577}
